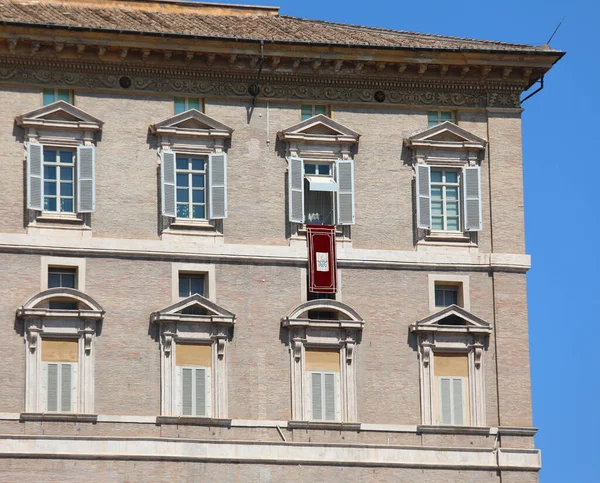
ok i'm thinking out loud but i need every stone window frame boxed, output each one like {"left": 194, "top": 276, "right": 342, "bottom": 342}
{"left": 16, "top": 101, "right": 103, "bottom": 231}
{"left": 151, "top": 294, "right": 235, "bottom": 421}
{"left": 41, "top": 256, "right": 86, "bottom": 292}
{"left": 427, "top": 274, "right": 470, "bottom": 312}
{"left": 171, "top": 262, "right": 216, "bottom": 303}
{"left": 281, "top": 300, "right": 364, "bottom": 425}
{"left": 16, "top": 288, "right": 105, "bottom": 417}
{"left": 410, "top": 305, "right": 492, "bottom": 428}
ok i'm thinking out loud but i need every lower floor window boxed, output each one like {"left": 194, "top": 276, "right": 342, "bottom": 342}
{"left": 434, "top": 353, "right": 469, "bottom": 426}
{"left": 176, "top": 344, "right": 212, "bottom": 417}
{"left": 42, "top": 338, "right": 78, "bottom": 413}
{"left": 305, "top": 349, "right": 340, "bottom": 421}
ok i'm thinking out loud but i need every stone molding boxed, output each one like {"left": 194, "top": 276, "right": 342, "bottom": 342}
{"left": 19, "top": 413, "right": 98, "bottom": 423}
{"left": 0, "top": 435, "right": 542, "bottom": 470}
{"left": 155, "top": 416, "right": 232, "bottom": 427}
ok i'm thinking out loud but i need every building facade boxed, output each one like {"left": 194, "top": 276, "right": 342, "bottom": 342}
{"left": 0, "top": 0, "right": 563, "bottom": 481}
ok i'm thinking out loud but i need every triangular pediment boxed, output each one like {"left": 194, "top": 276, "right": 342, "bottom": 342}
{"left": 152, "top": 294, "right": 235, "bottom": 324}
{"left": 411, "top": 305, "right": 492, "bottom": 333}
{"left": 279, "top": 114, "right": 360, "bottom": 143}
{"left": 150, "top": 109, "right": 233, "bottom": 137}
{"left": 16, "top": 101, "right": 103, "bottom": 130}
{"left": 406, "top": 122, "right": 486, "bottom": 150}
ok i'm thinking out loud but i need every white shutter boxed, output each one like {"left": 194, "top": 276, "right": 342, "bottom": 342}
{"left": 77, "top": 145, "right": 96, "bottom": 213}
{"left": 195, "top": 368, "right": 206, "bottom": 417}
{"left": 288, "top": 157, "right": 304, "bottom": 224}
{"left": 336, "top": 159, "right": 355, "bottom": 225}
{"left": 416, "top": 164, "right": 432, "bottom": 229}
{"left": 311, "top": 372, "right": 322, "bottom": 420}
{"left": 463, "top": 166, "right": 482, "bottom": 231}
{"left": 324, "top": 373, "right": 336, "bottom": 421}
{"left": 439, "top": 377, "right": 452, "bottom": 425}
{"left": 27, "top": 142, "right": 43, "bottom": 211}
{"left": 452, "top": 378, "right": 465, "bottom": 425}
{"left": 161, "top": 150, "right": 177, "bottom": 217}
{"left": 47, "top": 363, "right": 59, "bottom": 412}
{"left": 60, "top": 363, "right": 72, "bottom": 412}
{"left": 181, "top": 367, "right": 193, "bottom": 416}
{"left": 209, "top": 153, "right": 227, "bottom": 219}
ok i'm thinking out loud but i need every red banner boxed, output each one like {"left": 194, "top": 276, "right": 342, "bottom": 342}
{"left": 307, "top": 225, "right": 337, "bottom": 293}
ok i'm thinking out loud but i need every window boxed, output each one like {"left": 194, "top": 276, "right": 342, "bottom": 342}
{"left": 176, "top": 156, "right": 207, "bottom": 220}
{"left": 43, "top": 148, "right": 75, "bottom": 213}
{"left": 431, "top": 169, "right": 461, "bottom": 232}
{"left": 179, "top": 273, "right": 205, "bottom": 298}
{"left": 427, "top": 110, "right": 455, "bottom": 127}
{"left": 43, "top": 88, "right": 72, "bottom": 105}
{"left": 428, "top": 275, "right": 469, "bottom": 312}
{"left": 42, "top": 339, "right": 78, "bottom": 413}
{"left": 174, "top": 97, "right": 203, "bottom": 114}
{"left": 434, "top": 284, "right": 459, "bottom": 307}
{"left": 176, "top": 344, "right": 211, "bottom": 417}
{"left": 435, "top": 354, "right": 468, "bottom": 426}
{"left": 304, "top": 163, "right": 336, "bottom": 224}
{"left": 306, "top": 350, "right": 340, "bottom": 421}
{"left": 48, "top": 267, "right": 77, "bottom": 289}
{"left": 301, "top": 104, "right": 329, "bottom": 121}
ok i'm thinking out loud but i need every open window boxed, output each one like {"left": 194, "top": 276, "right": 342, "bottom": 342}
{"left": 410, "top": 305, "right": 492, "bottom": 427}
{"left": 150, "top": 110, "right": 233, "bottom": 238}
{"left": 279, "top": 115, "right": 360, "bottom": 241}
{"left": 151, "top": 294, "right": 235, "bottom": 420}
{"left": 17, "top": 288, "right": 105, "bottom": 416}
{"left": 405, "top": 122, "right": 486, "bottom": 243}
{"left": 282, "top": 300, "right": 363, "bottom": 424}
{"left": 16, "top": 101, "right": 103, "bottom": 228}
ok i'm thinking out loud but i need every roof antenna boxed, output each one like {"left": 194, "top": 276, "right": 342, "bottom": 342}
{"left": 547, "top": 16, "right": 565, "bottom": 45}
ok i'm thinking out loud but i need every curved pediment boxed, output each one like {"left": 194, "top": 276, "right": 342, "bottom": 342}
{"left": 150, "top": 109, "right": 233, "bottom": 139}
{"left": 410, "top": 305, "right": 492, "bottom": 334}
{"left": 16, "top": 101, "right": 103, "bottom": 131}
{"left": 405, "top": 122, "right": 486, "bottom": 150}
{"left": 16, "top": 288, "right": 105, "bottom": 319}
{"left": 151, "top": 294, "right": 235, "bottom": 325}
{"left": 282, "top": 299, "right": 364, "bottom": 329}
{"left": 278, "top": 114, "right": 360, "bottom": 144}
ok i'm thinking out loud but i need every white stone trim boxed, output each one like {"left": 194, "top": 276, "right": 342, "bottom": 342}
{"left": 0, "top": 435, "right": 541, "bottom": 470}
{"left": 41, "top": 256, "right": 86, "bottom": 292}
{"left": 427, "top": 274, "right": 470, "bottom": 312}
{"left": 171, "top": 262, "right": 216, "bottom": 303}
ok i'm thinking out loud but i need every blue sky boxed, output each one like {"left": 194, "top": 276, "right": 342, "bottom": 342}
{"left": 207, "top": 0, "right": 597, "bottom": 480}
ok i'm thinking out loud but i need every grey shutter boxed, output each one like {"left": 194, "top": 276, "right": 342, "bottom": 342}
{"left": 182, "top": 367, "right": 193, "bottom": 416}
{"left": 440, "top": 378, "right": 452, "bottom": 425}
{"left": 324, "top": 373, "right": 336, "bottom": 421}
{"left": 209, "top": 152, "right": 227, "bottom": 219}
{"left": 27, "top": 142, "right": 43, "bottom": 211}
{"left": 336, "top": 159, "right": 355, "bottom": 225}
{"left": 288, "top": 157, "right": 304, "bottom": 223}
{"left": 452, "top": 378, "right": 464, "bottom": 425}
{"left": 195, "top": 368, "right": 206, "bottom": 417}
{"left": 47, "top": 363, "right": 58, "bottom": 412}
{"left": 77, "top": 145, "right": 96, "bottom": 213}
{"left": 61, "top": 363, "right": 72, "bottom": 412}
{"left": 161, "top": 150, "right": 177, "bottom": 217}
{"left": 463, "top": 166, "right": 482, "bottom": 231}
{"left": 416, "top": 164, "right": 431, "bottom": 229}
{"left": 311, "top": 372, "right": 322, "bottom": 420}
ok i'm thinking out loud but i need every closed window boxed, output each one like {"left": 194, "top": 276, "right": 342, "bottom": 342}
{"left": 435, "top": 284, "right": 459, "bottom": 307}
{"left": 174, "top": 97, "right": 202, "bottom": 114}
{"left": 305, "top": 349, "right": 340, "bottom": 421}
{"left": 179, "top": 273, "right": 205, "bottom": 298}
{"left": 176, "top": 156, "right": 206, "bottom": 220}
{"left": 301, "top": 104, "right": 329, "bottom": 121}
{"left": 48, "top": 267, "right": 77, "bottom": 289}
{"left": 431, "top": 169, "right": 461, "bottom": 232}
{"left": 43, "top": 88, "right": 73, "bottom": 105}
{"left": 43, "top": 149, "right": 75, "bottom": 213}
{"left": 176, "top": 344, "right": 212, "bottom": 417}
{"left": 434, "top": 353, "right": 469, "bottom": 426}
{"left": 427, "top": 110, "right": 455, "bottom": 127}
{"left": 41, "top": 339, "right": 78, "bottom": 413}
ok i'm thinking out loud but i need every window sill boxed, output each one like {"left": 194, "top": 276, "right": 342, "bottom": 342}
{"left": 287, "top": 420, "right": 361, "bottom": 431}
{"left": 417, "top": 425, "right": 490, "bottom": 435}
{"left": 35, "top": 212, "right": 86, "bottom": 224}
{"left": 156, "top": 416, "right": 232, "bottom": 427}
{"left": 20, "top": 413, "right": 98, "bottom": 423}
{"left": 497, "top": 426, "right": 538, "bottom": 437}
{"left": 417, "top": 231, "right": 476, "bottom": 248}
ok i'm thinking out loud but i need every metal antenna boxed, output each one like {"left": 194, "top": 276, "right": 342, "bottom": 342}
{"left": 547, "top": 16, "right": 565, "bottom": 45}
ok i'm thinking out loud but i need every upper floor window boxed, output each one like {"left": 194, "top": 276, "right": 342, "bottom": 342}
{"left": 176, "top": 156, "right": 207, "bottom": 220}
{"left": 43, "top": 88, "right": 72, "bottom": 105}
{"left": 431, "top": 169, "right": 461, "bottom": 232}
{"left": 48, "top": 267, "right": 77, "bottom": 290}
{"left": 427, "top": 110, "right": 455, "bottom": 127}
{"left": 304, "top": 162, "right": 337, "bottom": 225}
{"left": 174, "top": 97, "right": 203, "bottom": 114}
{"left": 43, "top": 148, "right": 75, "bottom": 213}
{"left": 301, "top": 104, "right": 329, "bottom": 121}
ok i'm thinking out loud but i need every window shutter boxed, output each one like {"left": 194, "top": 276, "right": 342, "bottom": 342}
{"left": 61, "top": 363, "right": 72, "bottom": 412}
{"left": 452, "top": 378, "right": 465, "bottom": 425}
{"left": 288, "top": 157, "right": 304, "bottom": 223}
{"left": 47, "top": 363, "right": 58, "bottom": 412}
{"left": 161, "top": 150, "right": 177, "bottom": 217}
{"left": 311, "top": 372, "right": 322, "bottom": 420}
{"left": 336, "top": 159, "right": 355, "bottom": 225}
{"left": 77, "top": 145, "right": 96, "bottom": 213}
{"left": 27, "top": 142, "right": 44, "bottom": 211}
{"left": 440, "top": 377, "right": 452, "bottom": 425}
{"left": 181, "top": 367, "right": 193, "bottom": 416}
{"left": 209, "top": 153, "right": 227, "bottom": 219}
{"left": 324, "top": 373, "right": 336, "bottom": 421}
{"left": 195, "top": 368, "right": 206, "bottom": 417}
{"left": 463, "top": 166, "right": 482, "bottom": 231}
{"left": 416, "top": 164, "right": 432, "bottom": 229}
